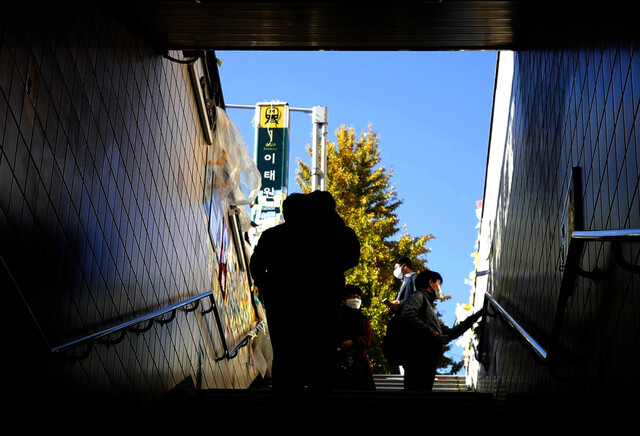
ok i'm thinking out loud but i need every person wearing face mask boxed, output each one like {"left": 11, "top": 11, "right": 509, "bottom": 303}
{"left": 386, "top": 256, "right": 417, "bottom": 314}
{"left": 398, "top": 269, "right": 484, "bottom": 392}
{"left": 333, "top": 285, "right": 376, "bottom": 391}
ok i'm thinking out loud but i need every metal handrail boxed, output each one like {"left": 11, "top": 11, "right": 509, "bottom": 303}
{"left": 52, "top": 290, "right": 266, "bottom": 365}
{"left": 550, "top": 227, "right": 640, "bottom": 351}
{"left": 484, "top": 293, "right": 548, "bottom": 361}
{"left": 215, "top": 321, "right": 267, "bottom": 362}
{"left": 485, "top": 228, "right": 639, "bottom": 366}
{"left": 52, "top": 291, "right": 214, "bottom": 353}
{"left": 570, "top": 228, "right": 640, "bottom": 241}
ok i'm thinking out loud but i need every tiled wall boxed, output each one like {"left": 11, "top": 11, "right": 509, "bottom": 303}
{"left": 478, "top": 29, "right": 639, "bottom": 397}
{"left": 1, "top": 0, "right": 260, "bottom": 407}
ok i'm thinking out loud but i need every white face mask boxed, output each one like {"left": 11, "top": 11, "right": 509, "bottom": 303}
{"left": 346, "top": 298, "right": 361, "bottom": 309}
{"left": 432, "top": 282, "right": 442, "bottom": 298}
{"left": 393, "top": 266, "right": 403, "bottom": 279}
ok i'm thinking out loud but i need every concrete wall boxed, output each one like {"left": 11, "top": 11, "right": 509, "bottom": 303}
{"left": 1, "top": 0, "right": 263, "bottom": 411}
{"left": 476, "top": 26, "right": 639, "bottom": 398}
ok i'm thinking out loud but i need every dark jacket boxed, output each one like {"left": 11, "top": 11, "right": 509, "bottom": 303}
{"left": 399, "top": 287, "right": 482, "bottom": 362}
{"left": 334, "top": 305, "right": 376, "bottom": 390}
{"left": 396, "top": 272, "right": 417, "bottom": 305}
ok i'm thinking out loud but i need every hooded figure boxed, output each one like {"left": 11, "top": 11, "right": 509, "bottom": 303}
{"left": 250, "top": 191, "right": 360, "bottom": 394}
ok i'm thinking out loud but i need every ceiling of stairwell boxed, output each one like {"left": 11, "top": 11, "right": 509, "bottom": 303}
{"left": 98, "top": 0, "right": 626, "bottom": 52}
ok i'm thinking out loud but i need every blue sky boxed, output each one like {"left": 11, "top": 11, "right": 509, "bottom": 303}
{"left": 217, "top": 50, "right": 497, "bottom": 364}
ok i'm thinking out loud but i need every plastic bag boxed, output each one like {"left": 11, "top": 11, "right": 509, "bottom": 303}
{"left": 210, "top": 107, "right": 261, "bottom": 205}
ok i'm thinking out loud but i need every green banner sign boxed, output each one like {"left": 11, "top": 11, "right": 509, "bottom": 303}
{"left": 253, "top": 103, "right": 290, "bottom": 227}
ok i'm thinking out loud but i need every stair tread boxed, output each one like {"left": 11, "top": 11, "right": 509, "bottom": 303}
{"left": 373, "top": 374, "right": 469, "bottom": 391}
{"left": 154, "top": 374, "right": 495, "bottom": 422}
{"left": 153, "top": 379, "right": 497, "bottom": 427}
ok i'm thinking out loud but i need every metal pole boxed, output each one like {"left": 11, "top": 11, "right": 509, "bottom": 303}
{"left": 320, "top": 122, "right": 328, "bottom": 191}
{"left": 226, "top": 104, "right": 312, "bottom": 114}
{"left": 224, "top": 104, "right": 256, "bottom": 110}
{"left": 312, "top": 106, "right": 328, "bottom": 191}
{"left": 311, "top": 121, "right": 319, "bottom": 191}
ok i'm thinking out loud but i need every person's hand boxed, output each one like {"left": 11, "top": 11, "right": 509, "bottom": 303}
{"left": 387, "top": 300, "right": 401, "bottom": 313}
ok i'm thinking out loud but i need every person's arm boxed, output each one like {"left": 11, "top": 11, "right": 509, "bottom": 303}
{"left": 441, "top": 308, "right": 484, "bottom": 341}
{"left": 249, "top": 235, "right": 268, "bottom": 288}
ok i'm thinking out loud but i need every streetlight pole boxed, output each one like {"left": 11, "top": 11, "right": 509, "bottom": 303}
{"left": 312, "top": 105, "right": 329, "bottom": 191}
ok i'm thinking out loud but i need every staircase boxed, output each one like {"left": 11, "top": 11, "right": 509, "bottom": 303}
{"left": 151, "top": 375, "right": 498, "bottom": 430}
{"left": 373, "top": 373, "right": 470, "bottom": 391}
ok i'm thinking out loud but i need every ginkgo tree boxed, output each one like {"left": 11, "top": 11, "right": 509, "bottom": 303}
{"left": 296, "top": 124, "right": 458, "bottom": 373}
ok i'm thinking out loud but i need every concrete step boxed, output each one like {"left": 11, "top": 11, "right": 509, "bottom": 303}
{"left": 151, "top": 377, "right": 496, "bottom": 430}
{"left": 373, "top": 374, "right": 470, "bottom": 391}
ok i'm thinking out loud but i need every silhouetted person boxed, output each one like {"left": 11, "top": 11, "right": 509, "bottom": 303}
{"left": 250, "top": 191, "right": 360, "bottom": 396}
{"left": 333, "top": 285, "right": 376, "bottom": 391}
{"left": 304, "top": 190, "right": 360, "bottom": 300}
{"left": 398, "top": 269, "right": 483, "bottom": 391}
{"left": 250, "top": 193, "right": 305, "bottom": 394}
{"left": 304, "top": 191, "right": 361, "bottom": 396}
